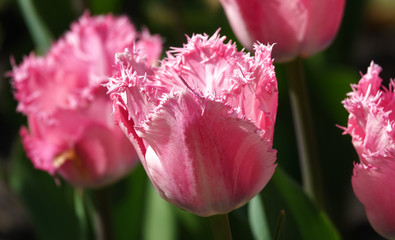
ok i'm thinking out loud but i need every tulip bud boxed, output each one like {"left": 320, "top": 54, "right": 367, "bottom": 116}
{"left": 107, "top": 30, "right": 278, "bottom": 216}
{"left": 219, "top": 0, "right": 345, "bottom": 62}
{"left": 342, "top": 62, "right": 395, "bottom": 239}
{"left": 11, "top": 13, "right": 162, "bottom": 188}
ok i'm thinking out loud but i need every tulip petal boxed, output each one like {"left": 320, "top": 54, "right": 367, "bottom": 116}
{"left": 220, "top": 0, "right": 308, "bottom": 61}
{"left": 219, "top": 0, "right": 345, "bottom": 62}
{"left": 343, "top": 62, "right": 395, "bottom": 239}
{"left": 58, "top": 123, "right": 138, "bottom": 188}
{"left": 302, "top": 0, "right": 345, "bottom": 57}
{"left": 158, "top": 32, "right": 278, "bottom": 140}
{"left": 11, "top": 13, "right": 162, "bottom": 188}
{"left": 137, "top": 91, "right": 277, "bottom": 216}
{"left": 20, "top": 126, "right": 63, "bottom": 175}
{"left": 113, "top": 101, "right": 148, "bottom": 162}
{"left": 352, "top": 160, "right": 395, "bottom": 239}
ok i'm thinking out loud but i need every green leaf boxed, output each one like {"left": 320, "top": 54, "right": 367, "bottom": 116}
{"left": 16, "top": 0, "right": 53, "bottom": 54}
{"left": 143, "top": 182, "right": 176, "bottom": 240}
{"left": 8, "top": 140, "right": 81, "bottom": 240}
{"left": 110, "top": 165, "right": 148, "bottom": 240}
{"left": 262, "top": 168, "right": 340, "bottom": 240}
{"left": 248, "top": 194, "right": 272, "bottom": 240}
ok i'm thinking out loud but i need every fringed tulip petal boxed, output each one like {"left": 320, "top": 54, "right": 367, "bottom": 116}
{"left": 137, "top": 91, "right": 276, "bottom": 216}
{"left": 107, "top": 30, "right": 278, "bottom": 216}
{"left": 343, "top": 62, "right": 395, "bottom": 239}
{"left": 11, "top": 13, "right": 162, "bottom": 188}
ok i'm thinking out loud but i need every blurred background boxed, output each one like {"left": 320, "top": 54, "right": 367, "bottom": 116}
{"left": 0, "top": 0, "right": 394, "bottom": 239}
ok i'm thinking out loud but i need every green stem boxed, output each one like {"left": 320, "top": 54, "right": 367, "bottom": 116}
{"left": 86, "top": 188, "right": 113, "bottom": 240}
{"left": 209, "top": 214, "right": 233, "bottom": 240}
{"left": 74, "top": 188, "right": 89, "bottom": 240}
{"left": 284, "top": 58, "right": 324, "bottom": 209}
{"left": 274, "top": 210, "right": 285, "bottom": 240}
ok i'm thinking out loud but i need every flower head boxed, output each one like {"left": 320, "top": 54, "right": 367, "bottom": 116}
{"left": 11, "top": 13, "right": 162, "bottom": 188}
{"left": 342, "top": 62, "right": 395, "bottom": 239}
{"left": 219, "top": 0, "right": 345, "bottom": 62}
{"left": 107, "top": 30, "right": 277, "bottom": 216}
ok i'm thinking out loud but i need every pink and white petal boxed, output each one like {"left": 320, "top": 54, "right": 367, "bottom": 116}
{"left": 113, "top": 100, "right": 147, "bottom": 164}
{"left": 158, "top": 33, "right": 277, "bottom": 139}
{"left": 227, "top": 43, "right": 278, "bottom": 139}
{"left": 138, "top": 91, "right": 277, "bottom": 216}
{"left": 11, "top": 54, "right": 89, "bottom": 117}
{"left": 58, "top": 13, "right": 139, "bottom": 85}
{"left": 136, "top": 28, "right": 163, "bottom": 66}
{"left": 354, "top": 62, "right": 383, "bottom": 97}
{"left": 160, "top": 31, "right": 247, "bottom": 97}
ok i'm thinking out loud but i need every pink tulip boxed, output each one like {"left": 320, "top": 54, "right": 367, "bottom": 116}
{"left": 106, "top": 30, "right": 278, "bottom": 216}
{"left": 342, "top": 62, "right": 395, "bottom": 239}
{"left": 11, "top": 13, "right": 162, "bottom": 188}
{"left": 219, "top": 0, "right": 345, "bottom": 62}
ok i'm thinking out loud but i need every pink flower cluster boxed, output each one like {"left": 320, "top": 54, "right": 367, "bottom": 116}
{"left": 107, "top": 30, "right": 278, "bottom": 216}
{"left": 342, "top": 62, "right": 395, "bottom": 239}
{"left": 11, "top": 13, "right": 162, "bottom": 188}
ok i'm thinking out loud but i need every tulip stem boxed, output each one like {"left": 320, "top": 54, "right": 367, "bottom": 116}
{"left": 284, "top": 58, "right": 324, "bottom": 209}
{"left": 86, "top": 188, "right": 113, "bottom": 240}
{"left": 209, "top": 214, "right": 233, "bottom": 240}
{"left": 74, "top": 188, "right": 89, "bottom": 240}
{"left": 274, "top": 210, "right": 286, "bottom": 240}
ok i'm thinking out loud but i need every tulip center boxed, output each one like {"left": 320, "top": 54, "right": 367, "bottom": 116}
{"left": 53, "top": 148, "right": 81, "bottom": 169}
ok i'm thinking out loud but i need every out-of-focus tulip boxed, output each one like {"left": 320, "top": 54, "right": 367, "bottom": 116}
{"left": 342, "top": 62, "right": 395, "bottom": 239}
{"left": 106, "top": 30, "right": 278, "bottom": 216}
{"left": 11, "top": 13, "right": 162, "bottom": 188}
{"left": 219, "top": 0, "right": 345, "bottom": 62}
